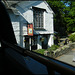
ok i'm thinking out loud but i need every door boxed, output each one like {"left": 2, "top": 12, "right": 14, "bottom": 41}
{"left": 31, "top": 36, "right": 37, "bottom": 50}
{"left": 42, "top": 35, "right": 48, "bottom": 49}
{"left": 25, "top": 37, "right": 29, "bottom": 50}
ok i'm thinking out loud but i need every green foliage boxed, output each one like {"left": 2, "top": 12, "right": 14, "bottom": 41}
{"left": 47, "top": 45, "right": 59, "bottom": 52}
{"left": 69, "top": 32, "right": 75, "bottom": 42}
{"left": 47, "top": 1, "right": 75, "bottom": 35}
{"left": 53, "top": 36, "right": 56, "bottom": 40}
{"left": 33, "top": 45, "right": 59, "bottom": 55}
{"left": 47, "top": 1, "right": 67, "bottom": 36}
{"left": 62, "top": 1, "right": 75, "bottom": 33}
{"left": 33, "top": 49, "right": 45, "bottom": 55}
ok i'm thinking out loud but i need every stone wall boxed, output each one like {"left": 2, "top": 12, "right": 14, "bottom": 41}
{"left": 44, "top": 42, "right": 75, "bottom": 58}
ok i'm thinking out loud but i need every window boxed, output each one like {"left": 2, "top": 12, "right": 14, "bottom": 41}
{"left": 33, "top": 7, "right": 44, "bottom": 29}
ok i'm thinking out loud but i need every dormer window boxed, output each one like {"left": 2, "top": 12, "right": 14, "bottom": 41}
{"left": 33, "top": 7, "right": 45, "bottom": 29}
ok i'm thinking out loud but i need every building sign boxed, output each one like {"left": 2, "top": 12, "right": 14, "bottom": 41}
{"left": 27, "top": 24, "right": 33, "bottom": 36}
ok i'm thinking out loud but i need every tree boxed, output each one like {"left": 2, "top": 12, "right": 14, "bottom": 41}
{"left": 47, "top": 1, "right": 67, "bottom": 36}
{"left": 64, "top": 1, "right": 75, "bottom": 33}
{"left": 47, "top": 1, "right": 75, "bottom": 35}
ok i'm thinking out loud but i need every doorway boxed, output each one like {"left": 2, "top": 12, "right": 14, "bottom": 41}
{"left": 25, "top": 37, "right": 29, "bottom": 50}
{"left": 31, "top": 36, "right": 37, "bottom": 50}
{"left": 25, "top": 36, "right": 37, "bottom": 50}
{"left": 42, "top": 35, "right": 48, "bottom": 49}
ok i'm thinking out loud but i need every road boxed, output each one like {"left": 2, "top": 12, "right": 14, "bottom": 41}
{"left": 56, "top": 48, "right": 75, "bottom": 66}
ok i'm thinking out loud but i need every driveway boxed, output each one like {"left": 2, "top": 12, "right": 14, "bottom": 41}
{"left": 56, "top": 48, "right": 75, "bottom": 66}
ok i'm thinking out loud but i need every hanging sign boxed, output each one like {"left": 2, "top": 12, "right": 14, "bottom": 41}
{"left": 27, "top": 24, "right": 33, "bottom": 36}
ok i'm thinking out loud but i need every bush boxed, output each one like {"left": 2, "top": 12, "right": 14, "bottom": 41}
{"left": 69, "top": 33, "right": 75, "bottom": 42}
{"left": 33, "top": 45, "right": 59, "bottom": 55}
{"left": 47, "top": 45, "right": 59, "bottom": 52}
{"left": 33, "top": 49, "right": 45, "bottom": 55}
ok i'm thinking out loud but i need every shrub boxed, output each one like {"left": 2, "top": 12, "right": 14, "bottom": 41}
{"left": 33, "top": 45, "right": 59, "bottom": 55}
{"left": 33, "top": 49, "right": 45, "bottom": 55}
{"left": 47, "top": 45, "right": 59, "bottom": 52}
{"left": 69, "top": 33, "right": 75, "bottom": 42}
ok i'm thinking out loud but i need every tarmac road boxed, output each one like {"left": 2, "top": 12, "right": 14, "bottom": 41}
{"left": 56, "top": 48, "right": 75, "bottom": 67}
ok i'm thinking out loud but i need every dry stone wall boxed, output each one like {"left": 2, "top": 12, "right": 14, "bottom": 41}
{"left": 44, "top": 42, "right": 75, "bottom": 58}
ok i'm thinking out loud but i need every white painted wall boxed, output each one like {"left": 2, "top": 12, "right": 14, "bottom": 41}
{"left": 0, "top": 42, "right": 1, "bottom": 47}
{"left": 37, "top": 36, "right": 42, "bottom": 49}
{"left": 8, "top": 10, "right": 20, "bottom": 45}
{"left": 48, "top": 35, "right": 54, "bottom": 48}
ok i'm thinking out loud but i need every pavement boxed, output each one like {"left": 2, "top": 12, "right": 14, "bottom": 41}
{"left": 56, "top": 48, "right": 75, "bottom": 67}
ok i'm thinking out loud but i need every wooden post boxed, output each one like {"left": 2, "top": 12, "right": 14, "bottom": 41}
{"left": 29, "top": 37, "right": 31, "bottom": 51}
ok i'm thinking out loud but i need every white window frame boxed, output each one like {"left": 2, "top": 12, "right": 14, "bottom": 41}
{"left": 33, "top": 7, "right": 45, "bottom": 29}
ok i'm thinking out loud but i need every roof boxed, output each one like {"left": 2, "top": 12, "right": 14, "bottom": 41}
{"left": 32, "top": 6, "right": 46, "bottom": 11}
{"left": 2, "top": 0, "right": 54, "bottom": 14}
{"left": 44, "top": 1, "right": 54, "bottom": 14}
{"left": 2, "top": 0, "right": 20, "bottom": 8}
{"left": 2, "top": 0, "right": 46, "bottom": 7}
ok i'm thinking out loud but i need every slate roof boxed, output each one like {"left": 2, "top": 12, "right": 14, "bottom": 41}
{"left": 2, "top": 0, "right": 20, "bottom": 8}
{"left": 2, "top": 0, "right": 46, "bottom": 8}
{"left": 2, "top": 0, "right": 54, "bottom": 14}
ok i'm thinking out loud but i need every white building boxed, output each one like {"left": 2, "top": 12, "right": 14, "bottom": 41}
{"left": 3, "top": 1, "right": 54, "bottom": 50}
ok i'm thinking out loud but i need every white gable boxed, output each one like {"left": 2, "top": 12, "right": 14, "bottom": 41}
{"left": 13, "top": 1, "right": 54, "bottom": 34}
{"left": 17, "top": 1, "right": 53, "bottom": 14}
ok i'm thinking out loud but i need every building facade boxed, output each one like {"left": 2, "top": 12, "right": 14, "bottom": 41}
{"left": 3, "top": 1, "right": 54, "bottom": 50}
